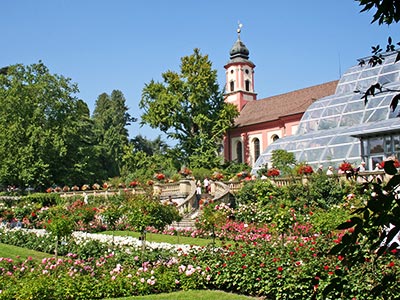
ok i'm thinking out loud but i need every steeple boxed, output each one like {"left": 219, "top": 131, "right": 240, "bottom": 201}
{"left": 229, "top": 24, "right": 250, "bottom": 60}
{"left": 224, "top": 24, "right": 257, "bottom": 112}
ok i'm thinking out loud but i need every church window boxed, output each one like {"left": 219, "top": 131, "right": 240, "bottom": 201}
{"left": 245, "top": 69, "right": 249, "bottom": 74}
{"left": 230, "top": 81, "right": 235, "bottom": 92}
{"left": 254, "top": 138, "right": 260, "bottom": 161}
{"left": 245, "top": 80, "right": 250, "bottom": 91}
{"left": 271, "top": 134, "right": 279, "bottom": 142}
{"left": 236, "top": 141, "right": 243, "bottom": 163}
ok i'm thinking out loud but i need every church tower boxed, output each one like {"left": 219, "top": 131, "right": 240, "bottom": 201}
{"left": 224, "top": 24, "right": 257, "bottom": 112}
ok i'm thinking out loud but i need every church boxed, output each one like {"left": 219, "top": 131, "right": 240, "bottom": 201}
{"left": 223, "top": 28, "right": 400, "bottom": 172}
{"left": 223, "top": 28, "right": 337, "bottom": 167}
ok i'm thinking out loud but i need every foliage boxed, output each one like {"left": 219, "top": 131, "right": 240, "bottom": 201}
{"left": 126, "top": 194, "right": 182, "bottom": 234}
{"left": 1, "top": 170, "right": 400, "bottom": 299}
{"left": 196, "top": 202, "right": 233, "bottom": 244}
{"left": 121, "top": 147, "right": 177, "bottom": 183}
{"left": 191, "top": 168, "right": 213, "bottom": 181}
{"left": 139, "top": 48, "right": 239, "bottom": 168}
{"left": 309, "top": 207, "right": 351, "bottom": 234}
{"left": 92, "top": 90, "right": 135, "bottom": 179}
{"left": 271, "top": 149, "right": 296, "bottom": 176}
{"left": 357, "top": 0, "right": 400, "bottom": 25}
{"left": 0, "top": 62, "right": 96, "bottom": 190}
{"left": 324, "top": 160, "right": 400, "bottom": 296}
{"left": 45, "top": 207, "right": 74, "bottom": 239}
{"left": 130, "top": 134, "right": 169, "bottom": 156}
{"left": 23, "top": 192, "right": 62, "bottom": 207}
{"left": 219, "top": 161, "right": 251, "bottom": 181}
{"left": 102, "top": 204, "right": 123, "bottom": 231}
{"left": 283, "top": 174, "right": 353, "bottom": 209}
{"left": 235, "top": 180, "right": 281, "bottom": 206}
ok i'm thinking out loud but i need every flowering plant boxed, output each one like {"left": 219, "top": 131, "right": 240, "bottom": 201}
{"left": 267, "top": 168, "right": 280, "bottom": 177}
{"left": 179, "top": 167, "right": 192, "bottom": 177}
{"left": 298, "top": 165, "right": 314, "bottom": 175}
{"left": 81, "top": 184, "right": 90, "bottom": 191}
{"left": 154, "top": 173, "right": 165, "bottom": 180}
{"left": 147, "top": 180, "right": 154, "bottom": 186}
{"left": 339, "top": 162, "right": 353, "bottom": 172}
{"left": 92, "top": 183, "right": 101, "bottom": 190}
{"left": 212, "top": 172, "right": 224, "bottom": 180}
{"left": 379, "top": 159, "right": 400, "bottom": 169}
{"left": 62, "top": 186, "right": 70, "bottom": 192}
{"left": 129, "top": 181, "right": 139, "bottom": 188}
{"left": 237, "top": 171, "right": 248, "bottom": 179}
{"left": 71, "top": 185, "right": 79, "bottom": 191}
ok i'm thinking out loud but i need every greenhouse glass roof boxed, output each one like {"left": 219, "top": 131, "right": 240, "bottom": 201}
{"left": 252, "top": 51, "right": 400, "bottom": 173}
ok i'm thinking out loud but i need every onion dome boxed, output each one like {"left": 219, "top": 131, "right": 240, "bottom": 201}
{"left": 230, "top": 37, "right": 249, "bottom": 60}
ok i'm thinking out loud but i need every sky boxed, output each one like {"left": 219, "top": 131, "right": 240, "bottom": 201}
{"left": 1, "top": 0, "right": 398, "bottom": 143}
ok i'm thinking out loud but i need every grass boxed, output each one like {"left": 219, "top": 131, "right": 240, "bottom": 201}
{"left": 105, "top": 290, "right": 261, "bottom": 300}
{"left": 0, "top": 243, "right": 51, "bottom": 261}
{"left": 101, "top": 230, "right": 227, "bottom": 247}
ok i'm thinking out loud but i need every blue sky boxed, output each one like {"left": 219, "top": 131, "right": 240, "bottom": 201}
{"left": 1, "top": 0, "right": 397, "bottom": 142}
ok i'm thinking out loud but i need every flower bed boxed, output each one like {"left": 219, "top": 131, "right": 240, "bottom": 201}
{"left": 1, "top": 227, "right": 399, "bottom": 299}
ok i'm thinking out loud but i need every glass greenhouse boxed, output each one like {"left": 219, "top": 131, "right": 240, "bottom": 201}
{"left": 252, "top": 51, "right": 400, "bottom": 173}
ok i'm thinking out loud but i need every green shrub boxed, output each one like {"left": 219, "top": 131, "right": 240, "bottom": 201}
{"left": 235, "top": 180, "right": 281, "bottom": 205}
{"left": 23, "top": 193, "right": 62, "bottom": 207}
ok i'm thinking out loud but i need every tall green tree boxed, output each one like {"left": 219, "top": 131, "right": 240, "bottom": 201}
{"left": 0, "top": 62, "right": 95, "bottom": 190}
{"left": 130, "top": 134, "right": 169, "bottom": 156}
{"left": 139, "top": 48, "right": 239, "bottom": 168}
{"left": 92, "top": 90, "right": 135, "bottom": 179}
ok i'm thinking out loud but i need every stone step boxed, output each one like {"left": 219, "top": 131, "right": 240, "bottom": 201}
{"left": 170, "top": 215, "right": 197, "bottom": 230}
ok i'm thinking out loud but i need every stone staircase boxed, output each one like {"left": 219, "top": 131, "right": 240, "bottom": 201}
{"left": 169, "top": 210, "right": 199, "bottom": 230}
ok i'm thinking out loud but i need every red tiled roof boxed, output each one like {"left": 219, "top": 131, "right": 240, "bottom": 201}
{"left": 234, "top": 80, "right": 339, "bottom": 127}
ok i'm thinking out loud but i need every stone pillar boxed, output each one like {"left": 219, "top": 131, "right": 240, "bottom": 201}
{"left": 179, "top": 180, "right": 191, "bottom": 195}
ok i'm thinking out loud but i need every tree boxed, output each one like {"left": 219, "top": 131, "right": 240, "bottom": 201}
{"left": 125, "top": 193, "right": 181, "bottom": 261}
{"left": 130, "top": 134, "right": 169, "bottom": 156}
{"left": 92, "top": 90, "right": 135, "bottom": 179}
{"left": 46, "top": 206, "right": 74, "bottom": 259}
{"left": 120, "top": 144, "right": 177, "bottom": 182}
{"left": 271, "top": 149, "right": 296, "bottom": 176}
{"left": 139, "top": 48, "right": 239, "bottom": 168}
{"left": 0, "top": 62, "right": 95, "bottom": 190}
{"left": 357, "top": 0, "right": 400, "bottom": 25}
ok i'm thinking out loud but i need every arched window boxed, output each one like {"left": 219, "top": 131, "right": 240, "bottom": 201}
{"left": 236, "top": 141, "right": 243, "bottom": 163}
{"left": 245, "top": 80, "right": 250, "bottom": 91}
{"left": 271, "top": 134, "right": 280, "bottom": 142}
{"left": 253, "top": 138, "right": 260, "bottom": 161}
{"left": 230, "top": 81, "right": 235, "bottom": 92}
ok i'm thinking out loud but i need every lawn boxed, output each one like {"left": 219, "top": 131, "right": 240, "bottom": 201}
{"left": 0, "top": 242, "right": 51, "bottom": 261}
{"left": 105, "top": 289, "right": 261, "bottom": 300}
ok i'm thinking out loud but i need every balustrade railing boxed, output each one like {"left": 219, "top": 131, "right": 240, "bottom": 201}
{"left": 0, "top": 171, "right": 390, "bottom": 212}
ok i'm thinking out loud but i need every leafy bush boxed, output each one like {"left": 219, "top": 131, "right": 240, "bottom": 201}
{"left": 235, "top": 180, "right": 281, "bottom": 205}
{"left": 23, "top": 193, "right": 62, "bottom": 207}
